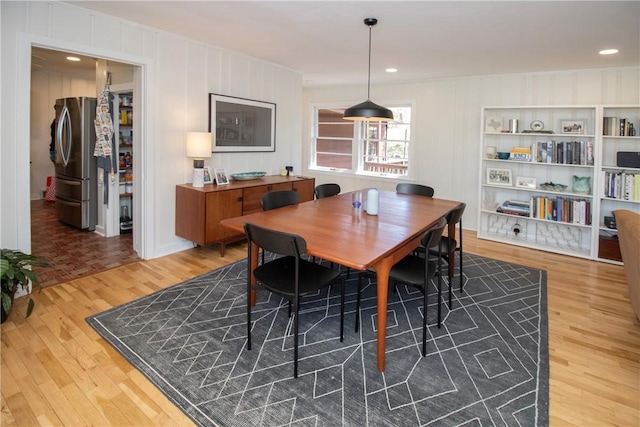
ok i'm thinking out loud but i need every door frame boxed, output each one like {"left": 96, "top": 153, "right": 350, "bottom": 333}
{"left": 18, "top": 33, "right": 155, "bottom": 259}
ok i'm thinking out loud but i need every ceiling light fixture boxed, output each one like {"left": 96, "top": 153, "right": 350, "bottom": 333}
{"left": 385, "top": 68, "right": 397, "bottom": 73}
{"left": 599, "top": 49, "right": 619, "bottom": 55}
{"left": 66, "top": 56, "right": 81, "bottom": 62}
{"left": 343, "top": 18, "right": 394, "bottom": 122}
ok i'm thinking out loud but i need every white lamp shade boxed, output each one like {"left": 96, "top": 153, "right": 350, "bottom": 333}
{"left": 186, "top": 132, "right": 212, "bottom": 159}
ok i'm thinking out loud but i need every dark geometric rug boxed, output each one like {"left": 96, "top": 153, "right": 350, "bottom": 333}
{"left": 87, "top": 253, "right": 548, "bottom": 426}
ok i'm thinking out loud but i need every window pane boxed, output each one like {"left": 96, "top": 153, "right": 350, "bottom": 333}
{"left": 314, "top": 108, "right": 354, "bottom": 170}
{"left": 361, "top": 106, "right": 411, "bottom": 176}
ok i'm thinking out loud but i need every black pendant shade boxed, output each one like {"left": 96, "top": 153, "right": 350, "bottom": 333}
{"left": 343, "top": 99, "right": 394, "bottom": 121}
{"left": 343, "top": 18, "right": 393, "bottom": 122}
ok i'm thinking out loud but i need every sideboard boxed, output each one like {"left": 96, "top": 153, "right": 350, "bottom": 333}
{"left": 175, "top": 175, "right": 315, "bottom": 255}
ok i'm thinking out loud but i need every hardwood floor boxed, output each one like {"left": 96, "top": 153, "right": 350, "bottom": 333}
{"left": 2, "top": 231, "right": 638, "bottom": 426}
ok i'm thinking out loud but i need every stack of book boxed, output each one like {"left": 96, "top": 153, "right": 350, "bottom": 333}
{"left": 497, "top": 200, "right": 531, "bottom": 217}
{"left": 602, "top": 170, "right": 640, "bottom": 201}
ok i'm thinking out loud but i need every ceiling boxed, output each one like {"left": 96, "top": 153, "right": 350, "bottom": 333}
{"left": 54, "top": 1, "right": 639, "bottom": 86}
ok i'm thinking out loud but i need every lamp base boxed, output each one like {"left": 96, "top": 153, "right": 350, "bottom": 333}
{"left": 192, "top": 168, "right": 204, "bottom": 188}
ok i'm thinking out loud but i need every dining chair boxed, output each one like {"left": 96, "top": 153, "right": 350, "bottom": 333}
{"left": 314, "top": 183, "right": 341, "bottom": 199}
{"left": 355, "top": 217, "right": 447, "bottom": 357}
{"left": 261, "top": 190, "right": 299, "bottom": 211}
{"left": 428, "top": 203, "right": 466, "bottom": 308}
{"left": 244, "top": 223, "right": 345, "bottom": 378}
{"left": 395, "top": 183, "right": 435, "bottom": 197}
{"left": 260, "top": 190, "right": 300, "bottom": 264}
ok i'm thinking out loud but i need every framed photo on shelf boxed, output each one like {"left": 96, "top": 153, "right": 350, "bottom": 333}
{"left": 214, "top": 168, "right": 229, "bottom": 185}
{"left": 203, "top": 167, "right": 213, "bottom": 184}
{"left": 561, "top": 120, "right": 585, "bottom": 134}
{"left": 487, "top": 168, "right": 513, "bottom": 186}
{"left": 515, "top": 176, "right": 536, "bottom": 189}
{"left": 209, "top": 93, "right": 276, "bottom": 152}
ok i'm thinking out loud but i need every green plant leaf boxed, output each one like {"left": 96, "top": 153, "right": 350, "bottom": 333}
{"left": 1, "top": 292, "right": 11, "bottom": 313}
{"left": 25, "top": 297, "right": 34, "bottom": 318}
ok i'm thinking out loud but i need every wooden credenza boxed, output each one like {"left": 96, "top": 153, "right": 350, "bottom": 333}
{"left": 175, "top": 175, "right": 315, "bottom": 255}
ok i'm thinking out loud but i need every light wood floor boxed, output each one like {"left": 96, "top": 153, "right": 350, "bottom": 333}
{"left": 2, "top": 231, "right": 639, "bottom": 426}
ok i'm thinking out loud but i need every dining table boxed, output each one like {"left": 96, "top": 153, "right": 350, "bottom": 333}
{"left": 220, "top": 189, "right": 462, "bottom": 372}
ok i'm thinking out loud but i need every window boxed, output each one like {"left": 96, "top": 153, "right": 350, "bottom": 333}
{"left": 311, "top": 105, "right": 412, "bottom": 177}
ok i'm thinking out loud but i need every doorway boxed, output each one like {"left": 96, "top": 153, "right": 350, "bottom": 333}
{"left": 30, "top": 47, "right": 140, "bottom": 286}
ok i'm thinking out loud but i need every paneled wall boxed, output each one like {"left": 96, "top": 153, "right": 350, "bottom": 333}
{"left": 1, "top": 1, "right": 303, "bottom": 258}
{"left": 303, "top": 68, "right": 640, "bottom": 230}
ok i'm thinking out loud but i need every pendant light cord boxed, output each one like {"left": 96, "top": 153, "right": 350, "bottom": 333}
{"left": 367, "top": 22, "right": 373, "bottom": 100}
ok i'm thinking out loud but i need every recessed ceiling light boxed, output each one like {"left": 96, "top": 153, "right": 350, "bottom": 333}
{"left": 66, "top": 56, "right": 81, "bottom": 62}
{"left": 385, "top": 68, "right": 398, "bottom": 73}
{"left": 599, "top": 49, "right": 619, "bottom": 55}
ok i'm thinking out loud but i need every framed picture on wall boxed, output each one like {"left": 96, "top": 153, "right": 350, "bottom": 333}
{"left": 209, "top": 93, "right": 276, "bottom": 152}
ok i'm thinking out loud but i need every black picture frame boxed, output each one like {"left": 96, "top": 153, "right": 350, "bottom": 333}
{"left": 209, "top": 93, "right": 276, "bottom": 152}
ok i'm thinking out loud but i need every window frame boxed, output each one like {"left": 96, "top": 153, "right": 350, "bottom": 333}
{"left": 309, "top": 101, "right": 415, "bottom": 180}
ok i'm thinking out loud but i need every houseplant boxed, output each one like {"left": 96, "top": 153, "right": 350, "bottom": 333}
{"left": 1, "top": 249, "right": 50, "bottom": 322}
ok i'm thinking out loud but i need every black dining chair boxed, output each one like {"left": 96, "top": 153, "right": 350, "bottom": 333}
{"left": 314, "top": 183, "right": 341, "bottom": 199}
{"left": 244, "top": 223, "right": 345, "bottom": 378}
{"left": 261, "top": 190, "right": 299, "bottom": 211}
{"left": 259, "top": 190, "right": 300, "bottom": 264}
{"left": 396, "top": 183, "right": 435, "bottom": 197}
{"left": 355, "top": 217, "right": 447, "bottom": 356}
{"left": 428, "top": 203, "right": 466, "bottom": 306}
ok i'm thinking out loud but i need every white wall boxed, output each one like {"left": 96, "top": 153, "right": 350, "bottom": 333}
{"left": 30, "top": 71, "right": 96, "bottom": 200}
{"left": 1, "top": 1, "right": 303, "bottom": 258}
{"left": 303, "top": 68, "right": 640, "bottom": 230}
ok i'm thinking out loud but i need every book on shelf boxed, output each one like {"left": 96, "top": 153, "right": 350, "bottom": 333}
{"left": 497, "top": 200, "right": 531, "bottom": 217}
{"left": 604, "top": 116, "right": 637, "bottom": 136}
{"left": 531, "top": 140, "right": 593, "bottom": 165}
{"left": 601, "top": 170, "right": 639, "bottom": 201}
{"left": 529, "top": 195, "right": 591, "bottom": 225}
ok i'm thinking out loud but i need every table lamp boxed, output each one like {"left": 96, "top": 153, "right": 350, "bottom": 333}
{"left": 186, "top": 132, "right": 212, "bottom": 187}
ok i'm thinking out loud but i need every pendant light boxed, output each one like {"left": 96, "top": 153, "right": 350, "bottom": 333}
{"left": 343, "top": 18, "right": 394, "bottom": 122}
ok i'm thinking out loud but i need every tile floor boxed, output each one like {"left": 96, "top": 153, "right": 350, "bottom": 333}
{"left": 30, "top": 200, "right": 139, "bottom": 287}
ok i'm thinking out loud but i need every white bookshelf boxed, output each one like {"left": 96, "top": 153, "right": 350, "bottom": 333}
{"left": 478, "top": 106, "right": 598, "bottom": 259}
{"left": 597, "top": 105, "right": 640, "bottom": 264}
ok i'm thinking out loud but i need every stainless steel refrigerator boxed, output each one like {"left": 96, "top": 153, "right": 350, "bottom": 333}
{"left": 54, "top": 97, "right": 98, "bottom": 230}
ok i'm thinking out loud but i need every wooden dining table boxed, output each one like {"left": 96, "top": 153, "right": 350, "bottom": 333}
{"left": 220, "top": 189, "right": 462, "bottom": 372}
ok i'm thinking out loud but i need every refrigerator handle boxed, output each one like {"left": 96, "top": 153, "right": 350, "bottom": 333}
{"left": 55, "top": 177, "right": 82, "bottom": 187}
{"left": 57, "top": 105, "right": 72, "bottom": 167}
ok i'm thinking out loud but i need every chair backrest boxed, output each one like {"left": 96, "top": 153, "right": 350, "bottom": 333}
{"left": 421, "top": 217, "right": 448, "bottom": 250}
{"left": 244, "top": 222, "right": 306, "bottom": 257}
{"left": 315, "top": 183, "right": 341, "bottom": 199}
{"left": 261, "top": 190, "right": 299, "bottom": 211}
{"left": 446, "top": 203, "right": 466, "bottom": 226}
{"left": 396, "top": 183, "right": 434, "bottom": 197}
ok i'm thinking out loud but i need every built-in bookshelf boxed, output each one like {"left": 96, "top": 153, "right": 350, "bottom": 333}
{"left": 598, "top": 105, "right": 640, "bottom": 263}
{"left": 479, "top": 106, "right": 598, "bottom": 260}
{"left": 479, "top": 105, "right": 640, "bottom": 263}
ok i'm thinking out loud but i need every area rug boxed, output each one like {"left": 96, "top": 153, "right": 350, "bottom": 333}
{"left": 87, "top": 253, "right": 548, "bottom": 426}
